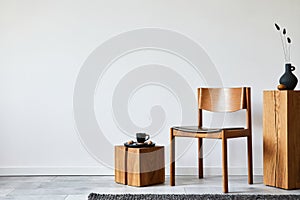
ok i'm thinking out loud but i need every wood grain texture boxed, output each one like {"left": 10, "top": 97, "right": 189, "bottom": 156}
{"left": 115, "top": 146, "right": 165, "bottom": 187}
{"left": 198, "top": 138, "right": 203, "bottom": 179}
{"left": 247, "top": 135, "right": 253, "bottom": 184}
{"left": 263, "top": 90, "right": 300, "bottom": 189}
{"left": 246, "top": 87, "right": 253, "bottom": 184}
{"left": 288, "top": 91, "right": 300, "bottom": 189}
{"left": 173, "top": 129, "right": 222, "bottom": 139}
{"left": 114, "top": 146, "right": 127, "bottom": 185}
{"left": 277, "top": 91, "right": 288, "bottom": 188}
{"left": 127, "top": 147, "right": 165, "bottom": 186}
{"left": 198, "top": 87, "right": 247, "bottom": 112}
{"left": 173, "top": 128, "right": 250, "bottom": 139}
{"left": 222, "top": 135, "right": 228, "bottom": 193}
{"left": 170, "top": 128, "right": 175, "bottom": 186}
{"left": 263, "top": 91, "right": 277, "bottom": 186}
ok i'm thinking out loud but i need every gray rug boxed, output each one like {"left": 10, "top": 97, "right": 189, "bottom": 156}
{"left": 88, "top": 193, "right": 300, "bottom": 200}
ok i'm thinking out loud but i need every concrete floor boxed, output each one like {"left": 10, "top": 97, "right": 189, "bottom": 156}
{"left": 0, "top": 175, "right": 299, "bottom": 200}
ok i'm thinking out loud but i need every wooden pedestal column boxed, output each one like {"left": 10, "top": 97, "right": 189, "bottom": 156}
{"left": 263, "top": 90, "right": 300, "bottom": 189}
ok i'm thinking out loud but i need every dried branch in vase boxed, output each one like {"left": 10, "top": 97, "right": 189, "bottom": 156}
{"left": 274, "top": 23, "right": 292, "bottom": 63}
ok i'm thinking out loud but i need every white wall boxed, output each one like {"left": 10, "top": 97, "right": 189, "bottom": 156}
{"left": 0, "top": 0, "right": 300, "bottom": 175}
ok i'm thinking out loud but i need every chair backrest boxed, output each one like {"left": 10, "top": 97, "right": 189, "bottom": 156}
{"left": 198, "top": 87, "right": 251, "bottom": 128}
{"left": 198, "top": 87, "right": 250, "bottom": 112}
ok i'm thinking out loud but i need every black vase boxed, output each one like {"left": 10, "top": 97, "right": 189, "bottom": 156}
{"left": 279, "top": 63, "right": 298, "bottom": 90}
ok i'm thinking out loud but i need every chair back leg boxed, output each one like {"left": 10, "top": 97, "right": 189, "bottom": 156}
{"left": 170, "top": 128, "right": 175, "bottom": 186}
{"left": 247, "top": 135, "right": 253, "bottom": 184}
{"left": 198, "top": 138, "right": 203, "bottom": 178}
{"left": 222, "top": 137, "right": 229, "bottom": 193}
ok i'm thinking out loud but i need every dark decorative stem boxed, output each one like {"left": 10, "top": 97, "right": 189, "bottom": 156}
{"left": 274, "top": 23, "right": 293, "bottom": 63}
{"left": 287, "top": 37, "right": 292, "bottom": 62}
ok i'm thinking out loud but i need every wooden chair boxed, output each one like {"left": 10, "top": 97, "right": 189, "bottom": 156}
{"left": 170, "top": 87, "right": 253, "bottom": 193}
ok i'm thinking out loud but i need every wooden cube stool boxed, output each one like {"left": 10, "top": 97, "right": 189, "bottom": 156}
{"left": 115, "top": 145, "right": 165, "bottom": 186}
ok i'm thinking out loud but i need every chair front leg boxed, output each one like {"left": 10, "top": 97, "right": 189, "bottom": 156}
{"left": 170, "top": 128, "right": 175, "bottom": 186}
{"left": 222, "top": 137, "right": 228, "bottom": 193}
{"left": 247, "top": 135, "right": 253, "bottom": 184}
{"left": 198, "top": 138, "right": 203, "bottom": 178}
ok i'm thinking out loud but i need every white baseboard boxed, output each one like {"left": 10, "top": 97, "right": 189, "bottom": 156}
{"left": 0, "top": 167, "right": 112, "bottom": 176}
{"left": 0, "top": 166, "right": 263, "bottom": 176}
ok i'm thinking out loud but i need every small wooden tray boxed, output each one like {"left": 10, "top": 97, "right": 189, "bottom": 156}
{"left": 124, "top": 141, "right": 155, "bottom": 148}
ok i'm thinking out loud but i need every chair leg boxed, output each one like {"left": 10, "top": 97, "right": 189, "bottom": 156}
{"left": 170, "top": 128, "right": 175, "bottom": 186}
{"left": 222, "top": 137, "right": 228, "bottom": 193}
{"left": 198, "top": 138, "right": 203, "bottom": 179}
{"left": 247, "top": 135, "right": 253, "bottom": 184}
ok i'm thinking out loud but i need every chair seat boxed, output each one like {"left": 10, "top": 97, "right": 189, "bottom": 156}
{"left": 172, "top": 126, "right": 221, "bottom": 133}
{"left": 172, "top": 126, "right": 245, "bottom": 133}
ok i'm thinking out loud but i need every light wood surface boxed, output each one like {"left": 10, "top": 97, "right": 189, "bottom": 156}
{"left": 263, "top": 90, "right": 300, "bottom": 189}
{"left": 173, "top": 128, "right": 250, "bottom": 139}
{"left": 198, "top": 88, "right": 246, "bottom": 112}
{"left": 222, "top": 134, "right": 228, "bottom": 193}
{"left": 170, "top": 87, "right": 253, "bottom": 193}
{"left": 198, "top": 107, "right": 204, "bottom": 179}
{"left": 115, "top": 145, "right": 165, "bottom": 187}
{"left": 114, "top": 146, "right": 127, "bottom": 185}
{"left": 247, "top": 134, "right": 253, "bottom": 184}
{"left": 198, "top": 138, "right": 203, "bottom": 179}
{"left": 170, "top": 128, "right": 175, "bottom": 186}
{"left": 246, "top": 87, "right": 253, "bottom": 184}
